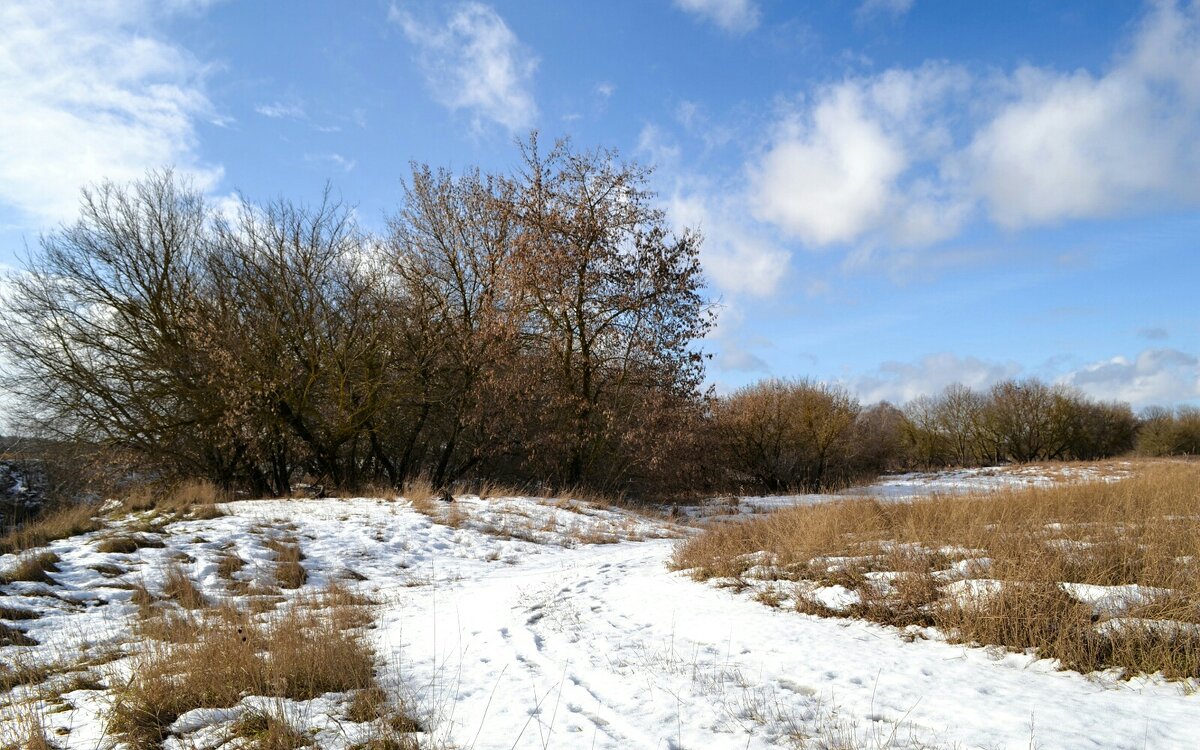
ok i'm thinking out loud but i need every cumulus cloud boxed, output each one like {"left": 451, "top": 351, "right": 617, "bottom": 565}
{"left": 673, "top": 0, "right": 760, "bottom": 33}
{"left": 391, "top": 2, "right": 538, "bottom": 133}
{"left": 704, "top": 300, "right": 774, "bottom": 382}
{"left": 750, "top": 64, "right": 971, "bottom": 248}
{"left": 1059, "top": 348, "right": 1200, "bottom": 408}
{"left": 847, "top": 353, "right": 1022, "bottom": 404}
{"left": 0, "top": 1, "right": 222, "bottom": 226}
{"left": 967, "top": 1, "right": 1200, "bottom": 228}
{"left": 748, "top": 0, "right": 1200, "bottom": 250}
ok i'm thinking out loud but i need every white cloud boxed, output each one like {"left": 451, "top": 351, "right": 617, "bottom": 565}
{"left": 750, "top": 64, "right": 970, "bottom": 247}
{"left": 966, "top": 1, "right": 1200, "bottom": 228}
{"left": 391, "top": 2, "right": 538, "bottom": 133}
{"left": 704, "top": 300, "right": 774, "bottom": 382}
{"left": 857, "top": 0, "right": 914, "bottom": 21}
{"left": 673, "top": 0, "right": 760, "bottom": 33}
{"left": 1059, "top": 348, "right": 1200, "bottom": 408}
{"left": 0, "top": 1, "right": 222, "bottom": 226}
{"left": 669, "top": 191, "right": 790, "bottom": 298}
{"left": 844, "top": 347, "right": 1200, "bottom": 409}
{"left": 847, "top": 353, "right": 1022, "bottom": 404}
{"left": 748, "top": 0, "right": 1200, "bottom": 251}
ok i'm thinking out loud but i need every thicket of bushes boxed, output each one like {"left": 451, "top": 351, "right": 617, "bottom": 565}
{"left": 1, "top": 138, "right": 1193, "bottom": 501}
{"left": 1136, "top": 406, "right": 1200, "bottom": 457}
{"left": 708, "top": 377, "right": 1193, "bottom": 494}
{"left": 0, "top": 137, "right": 711, "bottom": 497}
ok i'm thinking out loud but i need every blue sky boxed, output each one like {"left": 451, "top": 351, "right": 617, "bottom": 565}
{"left": 1, "top": 0, "right": 1198, "bottom": 409}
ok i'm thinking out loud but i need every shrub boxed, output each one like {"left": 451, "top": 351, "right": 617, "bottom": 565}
{"left": 712, "top": 378, "right": 862, "bottom": 493}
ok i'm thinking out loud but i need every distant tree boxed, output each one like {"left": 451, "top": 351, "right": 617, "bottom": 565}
{"left": 714, "top": 379, "right": 861, "bottom": 493}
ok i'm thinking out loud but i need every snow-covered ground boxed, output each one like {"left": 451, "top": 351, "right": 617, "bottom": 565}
{"left": 2, "top": 478, "right": 1196, "bottom": 749}
{"left": 704, "top": 461, "right": 1134, "bottom": 516}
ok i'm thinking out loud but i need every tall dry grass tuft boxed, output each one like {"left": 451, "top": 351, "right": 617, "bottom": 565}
{"left": 400, "top": 475, "right": 437, "bottom": 512}
{"left": 673, "top": 461, "right": 1200, "bottom": 679}
{"left": 159, "top": 478, "right": 228, "bottom": 518}
{"left": 231, "top": 708, "right": 311, "bottom": 750}
{"left": 161, "top": 564, "right": 209, "bottom": 609}
{"left": 107, "top": 592, "right": 379, "bottom": 750}
{"left": 265, "top": 537, "right": 307, "bottom": 589}
{"left": 0, "top": 504, "right": 99, "bottom": 555}
{"left": 0, "top": 551, "right": 61, "bottom": 585}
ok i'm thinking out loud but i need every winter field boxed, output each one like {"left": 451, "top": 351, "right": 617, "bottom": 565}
{"left": 2, "top": 462, "right": 1198, "bottom": 750}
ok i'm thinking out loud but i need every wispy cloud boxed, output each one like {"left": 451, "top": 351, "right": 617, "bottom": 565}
{"left": 843, "top": 346, "right": 1200, "bottom": 408}
{"left": 856, "top": 0, "right": 914, "bottom": 22}
{"left": 673, "top": 0, "right": 760, "bottom": 33}
{"left": 390, "top": 2, "right": 538, "bottom": 133}
{"left": 255, "top": 100, "right": 307, "bottom": 119}
{"left": 305, "top": 153, "right": 357, "bottom": 173}
{"left": 0, "top": 0, "right": 223, "bottom": 225}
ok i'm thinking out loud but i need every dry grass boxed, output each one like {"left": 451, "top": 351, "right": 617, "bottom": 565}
{"left": 95, "top": 534, "right": 164, "bottom": 554}
{"left": 0, "top": 622, "right": 36, "bottom": 647}
{"left": 0, "top": 713, "right": 57, "bottom": 750}
{"left": 0, "top": 552, "right": 61, "bottom": 585}
{"left": 107, "top": 592, "right": 378, "bottom": 750}
{"left": 673, "top": 461, "right": 1200, "bottom": 679}
{"left": 0, "top": 505, "right": 99, "bottom": 556}
{"left": 400, "top": 476, "right": 437, "bottom": 511}
{"left": 162, "top": 479, "right": 226, "bottom": 516}
{"left": 265, "top": 537, "right": 307, "bottom": 589}
{"left": 344, "top": 687, "right": 422, "bottom": 750}
{"left": 216, "top": 552, "right": 247, "bottom": 579}
{"left": 161, "top": 564, "right": 208, "bottom": 610}
{"left": 115, "top": 479, "right": 227, "bottom": 520}
{"left": 0, "top": 605, "right": 39, "bottom": 621}
{"left": 231, "top": 708, "right": 312, "bottom": 749}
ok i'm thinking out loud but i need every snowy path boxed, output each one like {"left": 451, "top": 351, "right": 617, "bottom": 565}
{"left": 378, "top": 536, "right": 1196, "bottom": 750}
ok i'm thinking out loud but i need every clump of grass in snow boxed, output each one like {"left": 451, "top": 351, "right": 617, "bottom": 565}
{"left": 216, "top": 552, "right": 247, "bottom": 579}
{"left": 673, "top": 461, "right": 1200, "bottom": 679}
{"left": 0, "top": 711, "right": 57, "bottom": 750}
{"left": 0, "top": 621, "right": 37, "bottom": 647}
{"left": 265, "top": 537, "right": 307, "bottom": 589}
{"left": 0, "top": 504, "right": 98, "bottom": 556}
{"left": 232, "top": 708, "right": 312, "bottom": 750}
{"left": 0, "top": 552, "right": 61, "bottom": 585}
{"left": 400, "top": 476, "right": 437, "bottom": 513}
{"left": 161, "top": 564, "right": 208, "bottom": 609}
{"left": 107, "top": 587, "right": 380, "bottom": 750}
{"left": 95, "top": 534, "right": 164, "bottom": 554}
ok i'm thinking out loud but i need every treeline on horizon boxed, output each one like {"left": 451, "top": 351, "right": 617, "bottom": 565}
{"left": 1, "top": 137, "right": 1196, "bottom": 502}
